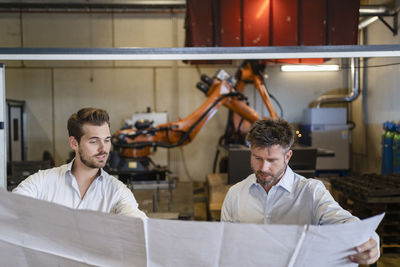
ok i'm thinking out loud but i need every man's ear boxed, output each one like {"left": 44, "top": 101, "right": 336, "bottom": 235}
{"left": 285, "top": 149, "right": 293, "bottom": 163}
{"left": 69, "top": 136, "right": 78, "bottom": 150}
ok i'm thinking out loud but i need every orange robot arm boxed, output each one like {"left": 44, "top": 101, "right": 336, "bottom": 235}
{"left": 112, "top": 61, "right": 278, "bottom": 158}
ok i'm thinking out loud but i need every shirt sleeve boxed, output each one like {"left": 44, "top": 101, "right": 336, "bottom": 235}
{"left": 113, "top": 186, "right": 148, "bottom": 219}
{"left": 311, "top": 180, "right": 380, "bottom": 256}
{"left": 221, "top": 189, "right": 233, "bottom": 222}
{"left": 372, "top": 231, "right": 381, "bottom": 258}
{"left": 12, "top": 172, "right": 42, "bottom": 198}
{"left": 311, "top": 180, "right": 358, "bottom": 225}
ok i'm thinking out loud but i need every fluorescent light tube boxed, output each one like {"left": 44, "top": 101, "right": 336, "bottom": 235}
{"left": 281, "top": 65, "right": 340, "bottom": 72}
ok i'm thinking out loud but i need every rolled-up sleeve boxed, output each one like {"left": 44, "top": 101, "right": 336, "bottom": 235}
{"left": 312, "top": 180, "right": 358, "bottom": 225}
{"left": 221, "top": 190, "right": 233, "bottom": 222}
{"left": 12, "top": 172, "right": 41, "bottom": 198}
{"left": 114, "top": 186, "right": 148, "bottom": 219}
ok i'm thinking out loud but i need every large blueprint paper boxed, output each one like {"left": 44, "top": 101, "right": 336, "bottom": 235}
{"left": 294, "top": 218, "right": 381, "bottom": 267}
{"left": 0, "top": 189, "right": 384, "bottom": 267}
{"left": 147, "top": 219, "right": 305, "bottom": 267}
{"left": 147, "top": 216, "right": 384, "bottom": 267}
{"left": 0, "top": 189, "right": 147, "bottom": 266}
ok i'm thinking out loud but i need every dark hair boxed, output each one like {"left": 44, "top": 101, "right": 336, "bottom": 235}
{"left": 246, "top": 119, "right": 294, "bottom": 152}
{"left": 67, "top": 107, "right": 110, "bottom": 143}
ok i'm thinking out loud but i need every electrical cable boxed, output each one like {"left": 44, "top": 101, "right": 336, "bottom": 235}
{"left": 195, "top": 65, "right": 202, "bottom": 77}
{"left": 340, "top": 62, "right": 400, "bottom": 69}
{"left": 180, "top": 147, "right": 195, "bottom": 181}
{"left": 259, "top": 70, "right": 284, "bottom": 118}
{"left": 347, "top": 120, "right": 356, "bottom": 131}
{"left": 212, "top": 148, "right": 220, "bottom": 173}
{"left": 236, "top": 118, "right": 244, "bottom": 137}
{"left": 269, "top": 93, "right": 284, "bottom": 118}
{"left": 250, "top": 60, "right": 284, "bottom": 118}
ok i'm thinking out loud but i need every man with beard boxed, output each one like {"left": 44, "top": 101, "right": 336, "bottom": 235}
{"left": 13, "top": 107, "right": 146, "bottom": 219}
{"left": 221, "top": 118, "right": 379, "bottom": 265}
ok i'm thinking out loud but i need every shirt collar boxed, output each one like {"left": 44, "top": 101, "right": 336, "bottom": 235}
{"left": 249, "top": 165, "right": 295, "bottom": 193}
{"left": 67, "top": 158, "right": 104, "bottom": 181}
{"left": 98, "top": 168, "right": 106, "bottom": 181}
{"left": 66, "top": 159, "right": 74, "bottom": 173}
{"left": 276, "top": 165, "right": 294, "bottom": 193}
{"left": 248, "top": 174, "right": 258, "bottom": 188}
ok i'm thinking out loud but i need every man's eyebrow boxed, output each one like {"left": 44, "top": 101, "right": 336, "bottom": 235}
{"left": 252, "top": 153, "right": 280, "bottom": 159}
{"left": 88, "top": 136, "right": 112, "bottom": 140}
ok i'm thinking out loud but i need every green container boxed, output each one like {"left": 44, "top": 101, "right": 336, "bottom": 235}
{"left": 393, "top": 124, "right": 400, "bottom": 173}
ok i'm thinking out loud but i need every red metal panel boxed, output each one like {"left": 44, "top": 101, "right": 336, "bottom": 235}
{"left": 185, "top": 0, "right": 231, "bottom": 64}
{"left": 243, "top": 0, "right": 270, "bottom": 46}
{"left": 301, "top": 0, "right": 326, "bottom": 45}
{"left": 328, "top": 0, "right": 360, "bottom": 45}
{"left": 272, "top": 0, "right": 299, "bottom": 63}
{"left": 184, "top": 0, "right": 360, "bottom": 65}
{"left": 300, "top": 0, "right": 327, "bottom": 64}
{"left": 220, "top": 0, "right": 242, "bottom": 46}
{"left": 300, "top": 58, "right": 325, "bottom": 64}
{"left": 185, "top": 0, "right": 213, "bottom": 47}
{"left": 272, "top": 0, "right": 298, "bottom": 46}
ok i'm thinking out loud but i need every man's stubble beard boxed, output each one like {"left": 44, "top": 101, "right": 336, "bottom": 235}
{"left": 255, "top": 162, "right": 287, "bottom": 187}
{"left": 78, "top": 147, "right": 108, "bottom": 169}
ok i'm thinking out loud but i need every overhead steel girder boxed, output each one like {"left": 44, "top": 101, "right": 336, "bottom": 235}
{"left": 0, "top": 45, "right": 400, "bottom": 61}
{"left": 0, "top": 0, "right": 186, "bottom": 9}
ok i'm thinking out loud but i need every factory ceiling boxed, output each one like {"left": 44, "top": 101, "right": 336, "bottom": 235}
{"left": 0, "top": 0, "right": 186, "bottom": 9}
{"left": 0, "top": 0, "right": 395, "bottom": 10}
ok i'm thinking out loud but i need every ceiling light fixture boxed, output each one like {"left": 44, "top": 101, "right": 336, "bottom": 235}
{"left": 280, "top": 65, "right": 340, "bottom": 72}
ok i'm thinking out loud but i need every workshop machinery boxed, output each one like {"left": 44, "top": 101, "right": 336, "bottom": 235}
{"left": 108, "top": 60, "right": 278, "bottom": 182}
{"left": 299, "top": 107, "right": 350, "bottom": 175}
{"left": 330, "top": 173, "right": 400, "bottom": 253}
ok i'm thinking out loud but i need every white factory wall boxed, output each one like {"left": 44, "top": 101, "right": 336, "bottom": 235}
{"left": 351, "top": 14, "right": 400, "bottom": 174}
{"left": 2, "top": 10, "right": 347, "bottom": 181}
{"left": 248, "top": 61, "right": 348, "bottom": 122}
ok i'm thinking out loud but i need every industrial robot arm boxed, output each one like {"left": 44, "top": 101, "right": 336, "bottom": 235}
{"left": 112, "top": 60, "right": 277, "bottom": 159}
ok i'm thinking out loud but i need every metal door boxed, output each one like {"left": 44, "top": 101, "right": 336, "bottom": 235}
{"left": 6, "top": 101, "right": 25, "bottom": 162}
{"left": 0, "top": 64, "right": 6, "bottom": 188}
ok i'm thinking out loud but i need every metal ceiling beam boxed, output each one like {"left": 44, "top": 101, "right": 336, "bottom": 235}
{"left": 0, "top": 2, "right": 387, "bottom": 11}
{"left": 0, "top": 0, "right": 186, "bottom": 9}
{"left": 0, "top": 45, "right": 400, "bottom": 61}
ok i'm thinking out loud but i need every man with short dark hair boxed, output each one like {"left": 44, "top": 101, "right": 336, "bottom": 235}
{"left": 221, "top": 118, "right": 379, "bottom": 265}
{"left": 13, "top": 107, "right": 146, "bottom": 219}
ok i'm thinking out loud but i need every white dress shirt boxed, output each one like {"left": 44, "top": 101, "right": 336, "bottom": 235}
{"left": 221, "top": 166, "right": 357, "bottom": 225}
{"left": 221, "top": 166, "right": 380, "bottom": 258}
{"left": 13, "top": 160, "right": 147, "bottom": 219}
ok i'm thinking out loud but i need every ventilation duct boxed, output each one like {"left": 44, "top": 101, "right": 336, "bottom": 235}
{"left": 312, "top": 58, "right": 360, "bottom": 107}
